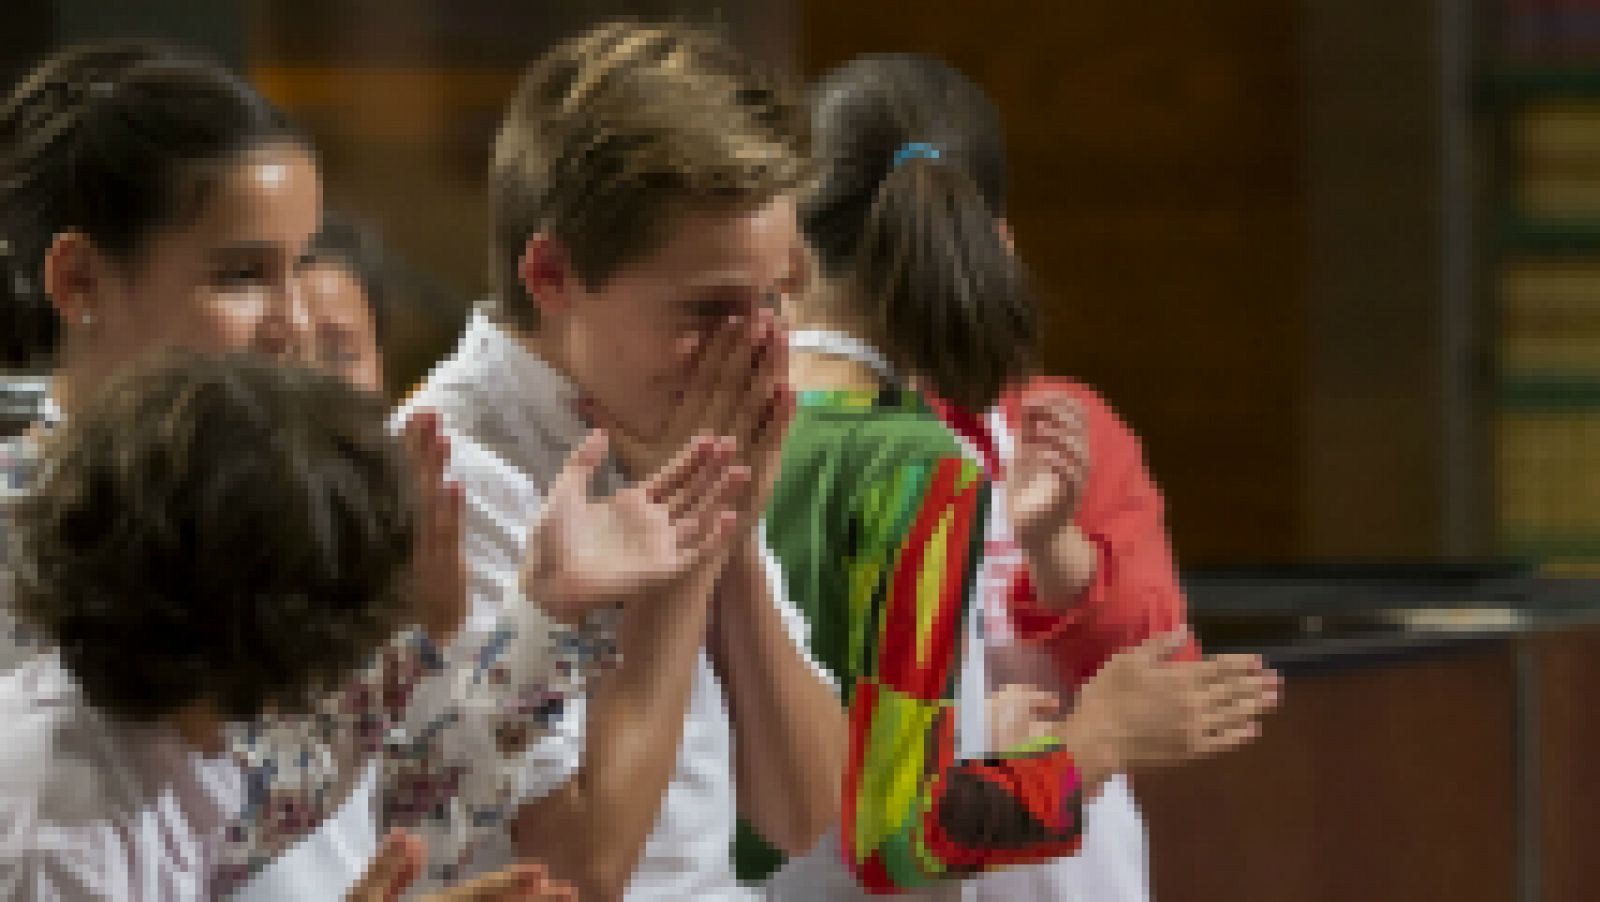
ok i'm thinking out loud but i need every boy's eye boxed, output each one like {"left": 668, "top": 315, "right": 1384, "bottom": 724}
{"left": 688, "top": 300, "right": 738, "bottom": 319}
{"left": 214, "top": 265, "right": 270, "bottom": 287}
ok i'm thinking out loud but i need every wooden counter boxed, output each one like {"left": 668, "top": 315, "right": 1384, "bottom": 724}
{"left": 1135, "top": 620, "right": 1600, "bottom": 902}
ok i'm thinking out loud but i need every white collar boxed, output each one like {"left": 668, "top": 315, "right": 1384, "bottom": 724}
{"left": 451, "top": 307, "right": 592, "bottom": 448}
{"left": 417, "top": 307, "right": 624, "bottom": 491}
{"left": 787, "top": 328, "right": 900, "bottom": 385}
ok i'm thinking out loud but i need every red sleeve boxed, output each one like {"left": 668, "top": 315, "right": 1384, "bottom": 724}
{"left": 999, "top": 378, "right": 1198, "bottom": 689}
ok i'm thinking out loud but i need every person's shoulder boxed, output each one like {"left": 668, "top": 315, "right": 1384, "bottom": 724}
{"left": 0, "top": 659, "right": 121, "bottom": 831}
{"left": 431, "top": 426, "right": 540, "bottom": 546}
{"left": 0, "top": 654, "right": 75, "bottom": 727}
{"left": 0, "top": 787, "right": 142, "bottom": 900}
{"left": 393, "top": 308, "right": 503, "bottom": 428}
{"left": 782, "top": 400, "right": 980, "bottom": 507}
{"left": 811, "top": 401, "right": 972, "bottom": 469}
{"left": 855, "top": 418, "right": 984, "bottom": 501}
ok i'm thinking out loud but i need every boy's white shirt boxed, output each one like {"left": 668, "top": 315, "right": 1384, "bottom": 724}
{"left": 392, "top": 309, "right": 832, "bottom": 899}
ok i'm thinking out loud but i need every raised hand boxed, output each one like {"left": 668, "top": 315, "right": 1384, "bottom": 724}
{"left": 1003, "top": 392, "right": 1089, "bottom": 548}
{"left": 402, "top": 411, "right": 468, "bottom": 644}
{"left": 346, "top": 829, "right": 576, "bottom": 901}
{"left": 1057, "top": 631, "right": 1281, "bottom": 789}
{"left": 522, "top": 429, "right": 748, "bottom": 622}
{"left": 726, "top": 313, "right": 795, "bottom": 520}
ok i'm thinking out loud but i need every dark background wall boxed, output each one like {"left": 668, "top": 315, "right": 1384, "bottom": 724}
{"left": 1, "top": 0, "right": 1483, "bottom": 565}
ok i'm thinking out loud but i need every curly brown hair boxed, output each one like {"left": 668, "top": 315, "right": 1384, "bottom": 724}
{"left": 12, "top": 351, "right": 416, "bottom": 724}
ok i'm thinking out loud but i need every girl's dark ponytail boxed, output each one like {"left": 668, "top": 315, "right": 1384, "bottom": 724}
{"left": 803, "top": 54, "right": 1032, "bottom": 411}
{"left": 851, "top": 153, "right": 1032, "bottom": 409}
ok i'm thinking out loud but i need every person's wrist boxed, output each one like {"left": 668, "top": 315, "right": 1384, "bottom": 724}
{"left": 1046, "top": 523, "right": 1097, "bottom": 591}
{"left": 1011, "top": 505, "right": 1060, "bottom": 560}
{"left": 519, "top": 552, "right": 589, "bottom": 626}
{"left": 695, "top": 528, "right": 756, "bottom": 607}
{"left": 1014, "top": 519, "right": 1096, "bottom": 604}
{"left": 1057, "top": 706, "right": 1123, "bottom": 792}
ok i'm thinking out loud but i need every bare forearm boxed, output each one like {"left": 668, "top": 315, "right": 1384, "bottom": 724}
{"left": 709, "top": 542, "right": 844, "bottom": 855}
{"left": 1019, "top": 520, "right": 1097, "bottom": 610}
{"left": 511, "top": 578, "right": 714, "bottom": 899}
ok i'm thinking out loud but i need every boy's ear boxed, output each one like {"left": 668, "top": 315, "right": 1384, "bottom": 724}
{"left": 519, "top": 232, "right": 577, "bottom": 318}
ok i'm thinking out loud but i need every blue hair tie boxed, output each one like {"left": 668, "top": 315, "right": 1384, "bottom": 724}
{"left": 891, "top": 142, "right": 942, "bottom": 167}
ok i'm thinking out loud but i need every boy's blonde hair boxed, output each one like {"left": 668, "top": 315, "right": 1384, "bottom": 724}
{"left": 489, "top": 21, "right": 811, "bottom": 329}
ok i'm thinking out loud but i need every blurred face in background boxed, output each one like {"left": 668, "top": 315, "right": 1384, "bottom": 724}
{"left": 301, "top": 260, "right": 383, "bottom": 393}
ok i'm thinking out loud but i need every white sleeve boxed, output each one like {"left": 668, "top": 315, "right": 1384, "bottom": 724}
{"left": 16, "top": 828, "right": 214, "bottom": 902}
{"left": 2, "top": 456, "right": 45, "bottom": 673}
{"left": 1, "top": 795, "right": 208, "bottom": 902}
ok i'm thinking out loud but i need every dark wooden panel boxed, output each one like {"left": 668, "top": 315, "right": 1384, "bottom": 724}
{"left": 1014, "top": 206, "right": 1303, "bottom": 562}
{"left": 0, "top": 0, "right": 54, "bottom": 91}
{"left": 801, "top": 0, "right": 1305, "bottom": 562}
{"left": 55, "top": 0, "right": 247, "bottom": 70}
{"left": 1301, "top": 0, "right": 1458, "bottom": 559}
{"left": 1532, "top": 627, "right": 1600, "bottom": 902}
{"left": 799, "top": 1, "right": 1299, "bottom": 205}
{"left": 1136, "top": 647, "right": 1518, "bottom": 902}
{"left": 251, "top": 0, "right": 792, "bottom": 68}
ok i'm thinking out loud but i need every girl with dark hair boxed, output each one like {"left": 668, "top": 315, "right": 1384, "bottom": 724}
{"left": 0, "top": 36, "right": 318, "bottom": 668}
{"left": 303, "top": 211, "right": 393, "bottom": 394}
{"left": 0, "top": 42, "right": 310, "bottom": 380}
{"left": 742, "top": 54, "right": 1281, "bottom": 897}
{"left": 804, "top": 53, "right": 1205, "bottom": 902}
